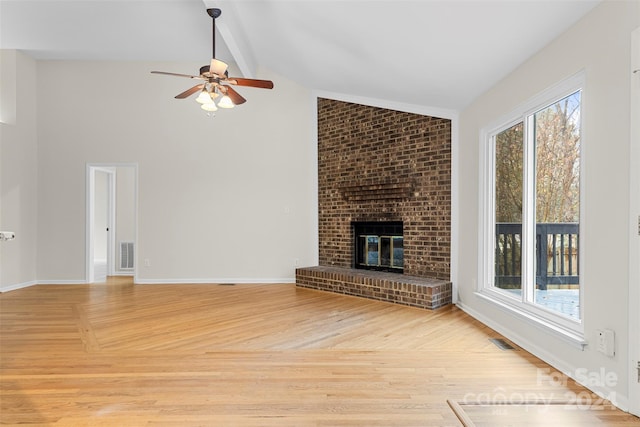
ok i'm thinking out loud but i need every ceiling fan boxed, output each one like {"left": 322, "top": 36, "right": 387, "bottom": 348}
{"left": 151, "top": 8, "right": 274, "bottom": 112}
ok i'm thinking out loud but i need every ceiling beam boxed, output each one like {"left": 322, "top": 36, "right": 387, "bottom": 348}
{"left": 203, "top": 0, "right": 257, "bottom": 79}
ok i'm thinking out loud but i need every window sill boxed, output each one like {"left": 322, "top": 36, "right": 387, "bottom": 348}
{"left": 474, "top": 290, "right": 587, "bottom": 350}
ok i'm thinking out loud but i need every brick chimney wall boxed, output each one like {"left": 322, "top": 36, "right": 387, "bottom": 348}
{"left": 317, "top": 98, "right": 451, "bottom": 280}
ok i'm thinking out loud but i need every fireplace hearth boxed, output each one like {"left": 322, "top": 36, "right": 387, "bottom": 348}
{"left": 353, "top": 221, "right": 403, "bottom": 273}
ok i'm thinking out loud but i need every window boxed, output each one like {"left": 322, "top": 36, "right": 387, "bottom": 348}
{"left": 479, "top": 73, "right": 584, "bottom": 343}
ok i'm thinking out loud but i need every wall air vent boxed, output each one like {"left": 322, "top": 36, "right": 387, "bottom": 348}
{"left": 119, "top": 241, "right": 134, "bottom": 270}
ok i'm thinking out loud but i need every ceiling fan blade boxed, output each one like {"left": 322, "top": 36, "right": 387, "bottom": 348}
{"left": 210, "top": 58, "right": 228, "bottom": 77}
{"left": 227, "top": 78, "right": 274, "bottom": 89}
{"left": 151, "top": 71, "right": 202, "bottom": 79}
{"left": 223, "top": 86, "right": 247, "bottom": 105}
{"left": 175, "top": 84, "right": 205, "bottom": 99}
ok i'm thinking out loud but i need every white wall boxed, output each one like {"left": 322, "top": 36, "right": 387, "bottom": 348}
{"left": 115, "top": 166, "right": 135, "bottom": 274}
{"left": 35, "top": 60, "right": 315, "bottom": 283}
{"left": 457, "top": 0, "right": 639, "bottom": 408}
{"left": 0, "top": 50, "right": 38, "bottom": 291}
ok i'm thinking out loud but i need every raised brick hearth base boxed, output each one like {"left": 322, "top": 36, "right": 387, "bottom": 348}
{"left": 296, "top": 266, "right": 452, "bottom": 310}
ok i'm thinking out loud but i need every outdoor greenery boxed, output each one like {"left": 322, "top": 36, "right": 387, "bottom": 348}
{"left": 495, "top": 92, "right": 581, "bottom": 224}
{"left": 495, "top": 122, "right": 523, "bottom": 223}
{"left": 534, "top": 93, "right": 581, "bottom": 224}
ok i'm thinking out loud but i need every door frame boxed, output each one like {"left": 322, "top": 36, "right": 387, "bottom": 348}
{"left": 628, "top": 26, "right": 640, "bottom": 418}
{"left": 86, "top": 163, "right": 138, "bottom": 283}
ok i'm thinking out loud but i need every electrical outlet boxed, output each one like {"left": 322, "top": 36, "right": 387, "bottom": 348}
{"left": 144, "top": 259, "right": 151, "bottom": 267}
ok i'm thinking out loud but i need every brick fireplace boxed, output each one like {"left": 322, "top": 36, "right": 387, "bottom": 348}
{"left": 296, "top": 98, "right": 452, "bottom": 309}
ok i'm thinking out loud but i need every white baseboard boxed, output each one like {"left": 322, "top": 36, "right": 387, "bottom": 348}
{"left": 37, "top": 280, "right": 87, "bottom": 285}
{"left": 134, "top": 278, "right": 296, "bottom": 285}
{"left": 455, "top": 301, "right": 629, "bottom": 412}
{"left": 0, "top": 280, "right": 38, "bottom": 292}
{"left": 1, "top": 279, "right": 88, "bottom": 291}
{"left": 112, "top": 271, "right": 134, "bottom": 276}
{"left": 1, "top": 277, "right": 295, "bottom": 289}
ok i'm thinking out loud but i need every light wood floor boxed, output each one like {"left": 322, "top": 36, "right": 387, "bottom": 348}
{"left": 1, "top": 277, "right": 638, "bottom": 426}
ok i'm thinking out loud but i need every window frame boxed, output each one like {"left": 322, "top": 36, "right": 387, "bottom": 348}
{"left": 477, "top": 71, "right": 586, "bottom": 348}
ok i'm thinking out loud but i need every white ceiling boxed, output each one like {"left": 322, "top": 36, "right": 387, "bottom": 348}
{"left": 1, "top": 0, "right": 600, "bottom": 111}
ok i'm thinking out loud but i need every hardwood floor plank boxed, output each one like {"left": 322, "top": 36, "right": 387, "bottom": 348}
{"left": 1, "top": 280, "right": 637, "bottom": 426}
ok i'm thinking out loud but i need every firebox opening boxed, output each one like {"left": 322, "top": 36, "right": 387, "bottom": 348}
{"left": 352, "top": 221, "right": 403, "bottom": 273}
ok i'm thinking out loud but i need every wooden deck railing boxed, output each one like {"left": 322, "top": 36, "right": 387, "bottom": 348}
{"left": 495, "top": 222, "right": 579, "bottom": 290}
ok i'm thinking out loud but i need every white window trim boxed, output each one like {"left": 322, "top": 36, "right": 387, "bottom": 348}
{"left": 477, "top": 71, "right": 587, "bottom": 349}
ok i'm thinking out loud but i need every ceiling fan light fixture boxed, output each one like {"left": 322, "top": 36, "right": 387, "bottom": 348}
{"left": 195, "top": 90, "right": 213, "bottom": 104}
{"left": 201, "top": 102, "right": 218, "bottom": 112}
{"left": 217, "top": 95, "right": 235, "bottom": 109}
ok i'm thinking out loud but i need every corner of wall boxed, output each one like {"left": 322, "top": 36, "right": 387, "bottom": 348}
{"left": 0, "top": 49, "right": 17, "bottom": 125}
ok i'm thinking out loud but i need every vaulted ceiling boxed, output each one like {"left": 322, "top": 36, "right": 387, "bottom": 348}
{"left": 1, "top": 0, "right": 600, "bottom": 110}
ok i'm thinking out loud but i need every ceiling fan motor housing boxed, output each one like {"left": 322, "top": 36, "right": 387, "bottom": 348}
{"left": 207, "top": 8, "right": 221, "bottom": 19}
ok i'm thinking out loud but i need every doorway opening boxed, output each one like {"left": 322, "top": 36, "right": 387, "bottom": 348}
{"left": 86, "top": 164, "right": 138, "bottom": 284}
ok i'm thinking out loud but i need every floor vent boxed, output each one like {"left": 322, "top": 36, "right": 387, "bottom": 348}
{"left": 489, "top": 338, "right": 517, "bottom": 350}
{"left": 119, "top": 242, "right": 134, "bottom": 270}
{"left": 218, "top": 283, "right": 236, "bottom": 286}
